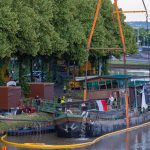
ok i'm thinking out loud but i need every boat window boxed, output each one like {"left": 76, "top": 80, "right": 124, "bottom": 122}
{"left": 87, "top": 82, "right": 92, "bottom": 90}
{"left": 112, "top": 80, "right": 118, "bottom": 88}
{"left": 87, "top": 81, "right": 99, "bottom": 90}
{"left": 118, "top": 80, "right": 125, "bottom": 89}
{"left": 99, "top": 81, "right": 106, "bottom": 89}
{"left": 106, "top": 80, "right": 112, "bottom": 89}
{"left": 93, "top": 81, "right": 99, "bottom": 90}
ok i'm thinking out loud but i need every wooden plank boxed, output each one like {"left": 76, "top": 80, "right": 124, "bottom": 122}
{"left": 89, "top": 48, "right": 123, "bottom": 51}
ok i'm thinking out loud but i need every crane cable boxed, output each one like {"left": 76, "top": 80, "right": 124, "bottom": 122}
{"left": 141, "top": 0, "right": 150, "bottom": 78}
{"left": 142, "top": 0, "right": 148, "bottom": 25}
{"left": 114, "top": 0, "right": 126, "bottom": 69}
{"left": 114, "top": 0, "right": 129, "bottom": 128}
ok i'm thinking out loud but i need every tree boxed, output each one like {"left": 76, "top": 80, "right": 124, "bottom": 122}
{"left": 0, "top": 0, "right": 19, "bottom": 58}
{"left": 0, "top": 0, "right": 138, "bottom": 84}
{"left": 52, "top": 0, "right": 137, "bottom": 75}
{"left": 12, "top": 0, "right": 65, "bottom": 84}
{"left": 52, "top": 0, "right": 88, "bottom": 64}
{"left": 138, "top": 28, "right": 150, "bottom": 46}
{"left": 0, "top": 0, "right": 67, "bottom": 84}
{"left": 84, "top": 0, "right": 137, "bottom": 74}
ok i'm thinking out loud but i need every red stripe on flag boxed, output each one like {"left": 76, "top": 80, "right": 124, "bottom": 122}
{"left": 101, "top": 100, "right": 108, "bottom": 111}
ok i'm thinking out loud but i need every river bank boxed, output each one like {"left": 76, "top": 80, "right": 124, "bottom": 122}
{"left": 0, "top": 112, "right": 52, "bottom": 133}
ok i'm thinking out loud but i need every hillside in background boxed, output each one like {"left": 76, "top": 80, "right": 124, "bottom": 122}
{"left": 127, "top": 21, "right": 150, "bottom": 29}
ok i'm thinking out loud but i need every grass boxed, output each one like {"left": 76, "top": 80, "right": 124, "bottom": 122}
{"left": 0, "top": 112, "right": 53, "bottom": 131}
{"left": 110, "top": 60, "right": 149, "bottom": 65}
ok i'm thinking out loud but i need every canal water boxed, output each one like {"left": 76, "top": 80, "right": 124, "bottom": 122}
{"left": 0, "top": 125, "right": 150, "bottom": 150}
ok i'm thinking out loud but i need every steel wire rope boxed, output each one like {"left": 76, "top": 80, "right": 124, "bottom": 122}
{"left": 141, "top": 0, "right": 150, "bottom": 79}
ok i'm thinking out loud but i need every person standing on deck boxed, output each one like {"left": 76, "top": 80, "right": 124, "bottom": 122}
{"left": 61, "top": 96, "right": 65, "bottom": 104}
{"left": 61, "top": 96, "right": 65, "bottom": 111}
{"left": 109, "top": 95, "right": 114, "bottom": 109}
{"left": 57, "top": 96, "right": 61, "bottom": 103}
{"left": 113, "top": 98, "right": 117, "bottom": 109}
{"left": 63, "top": 85, "right": 67, "bottom": 93}
{"left": 35, "top": 95, "right": 41, "bottom": 112}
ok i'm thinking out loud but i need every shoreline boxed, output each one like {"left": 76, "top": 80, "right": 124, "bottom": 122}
{"left": 0, "top": 112, "right": 52, "bottom": 133}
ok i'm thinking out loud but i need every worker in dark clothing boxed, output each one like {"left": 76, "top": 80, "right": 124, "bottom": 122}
{"left": 57, "top": 97, "right": 61, "bottom": 103}
{"left": 63, "top": 85, "right": 67, "bottom": 93}
{"left": 113, "top": 98, "right": 117, "bottom": 109}
{"left": 35, "top": 95, "right": 41, "bottom": 112}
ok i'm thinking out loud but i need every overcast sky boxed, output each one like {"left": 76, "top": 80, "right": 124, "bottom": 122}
{"left": 111, "top": 0, "right": 150, "bottom": 21}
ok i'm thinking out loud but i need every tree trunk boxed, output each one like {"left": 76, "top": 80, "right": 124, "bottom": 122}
{"left": 30, "top": 56, "right": 33, "bottom": 82}
{"left": 101, "top": 56, "right": 109, "bottom": 75}
{"left": 18, "top": 55, "right": 23, "bottom": 85}
{"left": 41, "top": 56, "right": 44, "bottom": 82}
{"left": 98, "top": 58, "right": 102, "bottom": 76}
{"left": 0, "top": 59, "right": 5, "bottom": 85}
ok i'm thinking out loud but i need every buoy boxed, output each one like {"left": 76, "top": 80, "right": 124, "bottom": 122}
{"left": 2, "top": 146, "right": 7, "bottom": 150}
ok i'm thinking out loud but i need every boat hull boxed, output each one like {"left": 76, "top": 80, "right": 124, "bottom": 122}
{"left": 55, "top": 111, "right": 150, "bottom": 138}
{"left": 55, "top": 122, "right": 81, "bottom": 138}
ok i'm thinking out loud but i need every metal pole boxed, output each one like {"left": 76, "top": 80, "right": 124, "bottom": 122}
{"left": 142, "top": 0, "right": 150, "bottom": 85}
{"left": 113, "top": 10, "right": 146, "bottom": 14}
{"left": 134, "top": 80, "right": 138, "bottom": 108}
{"left": 114, "top": 0, "right": 129, "bottom": 128}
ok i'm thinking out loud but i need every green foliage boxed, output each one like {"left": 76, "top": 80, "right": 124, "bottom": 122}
{"left": 52, "top": 0, "right": 88, "bottom": 64}
{"left": 52, "top": 0, "right": 137, "bottom": 66}
{"left": 0, "top": 0, "right": 137, "bottom": 77}
{"left": 138, "top": 28, "right": 150, "bottom": 46}
{"left": 0, "top": 0, "right": 137, "bottom": 59}
{"left": 21, "top": 80, "right": 30, "bottom": 97}
{"left": 0, "top": 0, "right": 19, "bottom": 58}
{"left": 0, "top": 0, "right": 67, "bottom": 58}
{"left": 46, "top": 71, "right": 53, "bottom": 82}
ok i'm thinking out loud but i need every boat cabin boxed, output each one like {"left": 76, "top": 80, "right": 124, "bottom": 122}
{"left": 86, "top": 75, "right": 130, "bottom": 99}
{"left": 76, "top": 75, "right": 150, "bottom": 110}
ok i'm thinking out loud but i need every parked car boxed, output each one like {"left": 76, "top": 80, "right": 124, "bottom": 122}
{"left": 22, "top": 106, "right": 36, "bottom": 113}
{"left": 25, "top": 71, "right": 46, "bottom": 81}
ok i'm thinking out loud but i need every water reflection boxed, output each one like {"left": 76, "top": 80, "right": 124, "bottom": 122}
{"left": 110, "top": 69, "right": 150, "bottom": 77}
{"left": 0, "top": 126, "right": 150, "bottom": 150}
{"left": 125, "top": 132, "right": 129, "bottom": 150}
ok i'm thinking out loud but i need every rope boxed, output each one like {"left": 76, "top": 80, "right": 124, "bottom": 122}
{"left": 136, "top": 88, "right": 143, "bottom": 94}
{"left": 1, "top": 121, "right": 150, "bottom": 149}
{"left": 114, "top": 0, "right": 129, "bottom": 128}
{"left": 141, "top": 0, "right": 150, "bottom": 79}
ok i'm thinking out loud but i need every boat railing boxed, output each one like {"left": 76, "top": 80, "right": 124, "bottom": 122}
{"left": 26, "top": 98, "right": 150, "bottom": 118}
{"left": 87, "top": 110, "right": 125, "bottom": 120}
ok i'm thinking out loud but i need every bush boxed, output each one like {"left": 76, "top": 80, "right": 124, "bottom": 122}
{"left": 20, "top": 77, "right": 30, "bottom": 97}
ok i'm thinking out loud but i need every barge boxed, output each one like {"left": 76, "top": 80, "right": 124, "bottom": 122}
{"left": 55, "top": 75, "right": 150, "bottom": 138}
